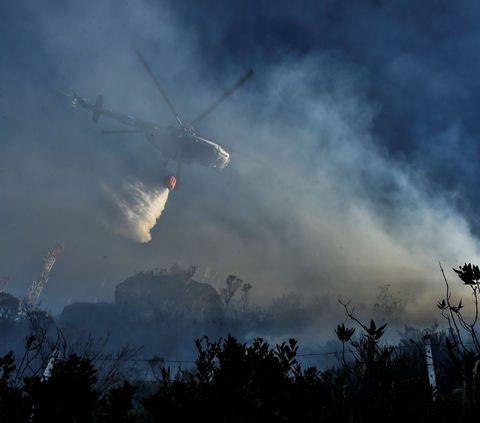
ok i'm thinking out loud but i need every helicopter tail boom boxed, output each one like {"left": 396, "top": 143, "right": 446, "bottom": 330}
{"left": 70, "top": 93, "right": 153, "bottom": 131}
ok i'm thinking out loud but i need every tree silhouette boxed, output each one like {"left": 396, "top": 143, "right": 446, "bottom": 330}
{"left": 220, "top": 275, "right": 243, "bottom": 313}
{"left": 0, "top": 293, "right": 20, "bottom": 327}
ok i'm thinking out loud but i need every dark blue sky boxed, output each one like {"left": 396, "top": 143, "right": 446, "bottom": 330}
{"left": 1, "top": 0, "right": 479, "bottom": 317}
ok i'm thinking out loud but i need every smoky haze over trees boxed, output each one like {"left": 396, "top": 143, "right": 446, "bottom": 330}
{"left": 2, "top": 264, "right": 480, "bottom": 421}
{"left": 56, "top": 264, "right": 346, "bottom": 362}
{"left": 0, "top": 261, "right": 431, "bottom": 372}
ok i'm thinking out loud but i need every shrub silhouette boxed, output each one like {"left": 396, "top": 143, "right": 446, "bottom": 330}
{"left": 335, "top": 301, "right": 448, "bottom": 422}
{"left": 0, "top": 328, "right": 477, "bottom": 422}
{"left": 24, "top": 354, "right": 99, "bottom": 423}
{"left": 142, "top": 334, "right": 345, "bottom": 422}
{"left": 99, "top": 380, "right": 138, "bottom": 423}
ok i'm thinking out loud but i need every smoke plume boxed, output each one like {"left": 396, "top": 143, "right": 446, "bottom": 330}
{"left": 103, "top": 180, "right": 170, "bottom": 243}
{"left": 4, "top": 0, "right": 480, "bottom": 317}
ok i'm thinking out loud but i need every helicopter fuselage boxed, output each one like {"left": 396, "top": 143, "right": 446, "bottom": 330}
{"left": 74, "top": 94, "right": 230, "bottom": 170}
{"left": 147, "top": 126, "right": 230, "bottom": 170}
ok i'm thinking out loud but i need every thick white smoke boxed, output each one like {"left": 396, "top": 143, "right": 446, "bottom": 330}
{"left": 103, "top": 180, "right": 170, "bottom": 243}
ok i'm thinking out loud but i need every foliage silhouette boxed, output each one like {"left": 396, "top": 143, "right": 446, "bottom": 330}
{"left": 142, "top": 334, "right": 345, "bottom": 422}
{"left": 0, "top": 327, "right": 477, "bottom": 422}
{"left": 438, "top": 262, "right": 480, "bottom": 407}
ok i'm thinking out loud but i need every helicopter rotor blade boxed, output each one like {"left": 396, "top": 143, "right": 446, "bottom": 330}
{"left": 189, "top": 69, "right": 254, "bottom": 126}
{"left": 135, "top": 50, "right": 183, "bottom": 127}
{"left": 101, "top": 129, "right": 144, "bottom": 135}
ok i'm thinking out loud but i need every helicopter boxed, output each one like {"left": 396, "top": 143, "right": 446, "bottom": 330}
{"left": 61, "top": 50, "right": 254, "bottom": 190}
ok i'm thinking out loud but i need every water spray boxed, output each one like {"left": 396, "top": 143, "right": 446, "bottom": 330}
{"left": 104, "top": 176, "right": 175, "bottom": 243}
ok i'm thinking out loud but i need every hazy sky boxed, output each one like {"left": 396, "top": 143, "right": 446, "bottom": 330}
{"left": 1, "top": 0, "right": 480, "bottom": 318}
